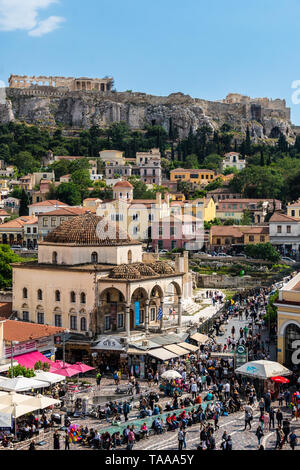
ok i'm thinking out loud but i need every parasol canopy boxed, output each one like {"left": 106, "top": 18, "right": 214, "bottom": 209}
{"left": 72, "top": 363, "right": 95, "bottom": 374}
{"left": 0, "top": 375, "right": 48, "bottom": 392}
{"left": 33, "top": 370, "right": 65, "bottom": 385}
{"left": 270, "top": 376, "right": 289, "bottom": 384}
{"left": 161, "top": 370, "right": 182, "bottom": 381}
{"left": 235, "top": 360, "right": 292, "bottom": 380}
{"left": 53, "top": 365, "right": 80, "bottom": 377}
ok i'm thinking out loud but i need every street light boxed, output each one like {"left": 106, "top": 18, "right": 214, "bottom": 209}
{"left": 10, "top": 341, "right": 19, "bottom": 378}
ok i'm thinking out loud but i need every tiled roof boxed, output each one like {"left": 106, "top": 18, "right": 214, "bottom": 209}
{"left": 269, "top": 212, "right": 298, "bottom": 223}
{"left": 288, "top": 198, "right": 300, "bottom": 207}
{"left": 1, "top": 319, "right": 64, "bottom": 342}
{"left": 0, "top": 216, "right": 37, "bottom": 229}
{"left": 44, "top": 213, "right": 141, "bottom": 246}
{"left": 170, "top": 168, "right": 215, "bottom": 173}
{"left": 113, "top": 181, "right": 133, "bottom": 188}
{"left": 29, "top": 200, "right": 68, "bottom": 208}
{"left": 210, "top": 226, "right": 243, "bottom": 237}
{"left": 38, "top": 207, "right": 89, "bottom": 217}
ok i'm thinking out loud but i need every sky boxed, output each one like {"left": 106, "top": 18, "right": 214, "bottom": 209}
{"left": 1, "top": 0, "right": 300, "bottom": 123}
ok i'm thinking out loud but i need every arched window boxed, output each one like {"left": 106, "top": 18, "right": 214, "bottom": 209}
{"left": 128, "top": 250, "right": 132, "bottom": 264}
{"left": 55, "top": 290, "right": 60, "bottom": 302}
{"left": 80, "top": 292, "right": 86, "bottom": 304}
{"left": 37, "top": 289, "right": 43, "bottom": 301}
{"left": 91, "top": 252, "right": 98, "bottom": 263}
{"left": 70, "top": 291, "right": 76, "bottom": 303}
{"left": 80, "top": 317, "right": 87, "bottom": 332}
{"left": 106, "top": 292, "right": 111, "bottom": 303}
{"left": 52, "top": 251, "right": 58, "bottom": 264}
{"left": 23, "top": 288, "right": 28, "bottom": 299}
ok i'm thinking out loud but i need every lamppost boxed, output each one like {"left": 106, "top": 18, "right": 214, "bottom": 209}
{"left": 62, "top": 330, "right": 70, "bottom": 367}
{"left": 10, "top": 341, "right": 19, "bottom": 378}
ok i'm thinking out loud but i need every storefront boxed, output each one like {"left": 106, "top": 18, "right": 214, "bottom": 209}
{"left": 91, "top": 337, "right": 128, "bottom": 375}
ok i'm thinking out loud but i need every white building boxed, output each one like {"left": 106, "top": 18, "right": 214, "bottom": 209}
{"left": 221, "top": 152, "right": 246, "bottom": 171}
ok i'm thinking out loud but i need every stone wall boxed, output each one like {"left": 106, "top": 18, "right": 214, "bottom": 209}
{"left": 8, "top": 75, "right": 113, "bottom": 92}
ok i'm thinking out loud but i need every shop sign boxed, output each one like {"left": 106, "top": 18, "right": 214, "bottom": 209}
{"left": 93, "top": 337, "right": 124, "bottom": 351}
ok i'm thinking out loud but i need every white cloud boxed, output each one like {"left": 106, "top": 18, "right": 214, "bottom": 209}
{"left": 0, "top": 0, "right": 65, "bottom": 36}
{"left": 28, "top": 15, "right": 65, "bottom": 37}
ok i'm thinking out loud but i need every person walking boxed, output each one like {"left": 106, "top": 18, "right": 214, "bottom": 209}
{"left": 276, "top": 408, "right": 283, "bottom": 427}
{"left": 225, "top": 435, "right": 233, "bottom": 450}
{"left": 289, "top": 431, "right": 298, "bottom": 450}
{"left": 127, "top": 428, "right": 135, "bottom": 450}
{"left": 255, "top": 425, "right": 264, "bottom": 447}
{"left": 123, "top": 401, "right": 130, "bottom": 422}
{"left": 178, "top": 428, "right": 184, "bottom": 450}
{"left": 269, "top": 407, "right": 275, "bottom": 429}
{"left": 96, "top": 372, "right": 102, "bottom": 389}
{"left": 243, "top": 409, "right": 253, "bottom": 430}
{"left": 64, "top": 430, "right": 70, "bottom": 450}
{"left": 53, "top": 430, "right": 60, "bottom": 450}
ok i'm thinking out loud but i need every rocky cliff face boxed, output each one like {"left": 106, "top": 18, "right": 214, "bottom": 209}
{"left": 0, "top": 88, "right": 293, "bottom": 140}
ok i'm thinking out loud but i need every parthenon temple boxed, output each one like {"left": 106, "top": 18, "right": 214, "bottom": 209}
{"left": 8, "top": 75, "right": 113, "bottom": 92}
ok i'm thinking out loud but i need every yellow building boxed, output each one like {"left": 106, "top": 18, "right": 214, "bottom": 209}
{"left": 210, "top": 225, "right": 269, "bottom": 249}
{"left": 170, "top": 168, "right": 216, "bottom": 186}
{"left": 170, "top": 197, "right": 216, "bottom": 223}
{"left": 275, "top": 273, "right": 300, "bottom": 368}
{"left": 287, "top": 199, "right": 300, "bottom": 219}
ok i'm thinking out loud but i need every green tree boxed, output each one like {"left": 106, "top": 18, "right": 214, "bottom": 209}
{"left": 19, "top": 189, "right": 30, "bottom": 216}
{"left": 240, "top": 208, "right": 253, "bottom": 225}
{"left": 55, "top": 182, "right": 82, "bottom": 205}
{"left": 0, "top": 244, "right": 23, "bottom": 288}
{"left": 244, "top": 242, "right": 280, "bottom": 262}
{"left": 184, "top": 154, "right": 199, "bottom": 169}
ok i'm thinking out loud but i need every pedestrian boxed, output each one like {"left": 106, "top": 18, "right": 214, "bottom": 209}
{"left": 96, "top": 372, "right": 101, "bottom": 389}
{"left": 225, "top": 435, "right": 233, "bottom": 450}
{"left": 123, "top": 401, "right": 130, "bottom": 422}
{"left": 289, "top": 431, "right": 298, "bottom": 450}
{"left": 28, "top": 440, "right": 36, "bottom": 451}
{"left": 53, "top": 430, "right": 60, "bottom": 450}
{"left": 255, "top": 425, "right": 264, "bottom": 447}
{"left": 269, "top": 407, "right": 275, "bottom": 429}
{"left": 276, "top": 408, "right": 283, "bottom": 427}
{"left": 65, "top": 430, "right": 70, "bottom": 450}
{"left": 178, "top": 428, "right": 184, "bottom": 450}
{"left": 244, "top": 409, "right": 253, "bottom": 430}
{"left": 127, "top": 428, "right": 135, "bottom": 450}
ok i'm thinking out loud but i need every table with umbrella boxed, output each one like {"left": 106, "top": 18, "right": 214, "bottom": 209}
{"left": 160, "top": 370, "right": 183, "bottom": 397}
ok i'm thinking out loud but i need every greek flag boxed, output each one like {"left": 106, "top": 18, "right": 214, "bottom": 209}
{"left": 157, "top": 305, "right": 163, "bottom": 321}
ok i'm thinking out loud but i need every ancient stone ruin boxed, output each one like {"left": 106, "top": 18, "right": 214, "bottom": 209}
{"left": 8, "top": 74, "right": 113, "bottom": 92}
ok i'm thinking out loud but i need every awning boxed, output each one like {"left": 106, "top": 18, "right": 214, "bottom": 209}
{"left": 147, "top": 348, "right": 177, "bottom": 361}
{"left": 127, "top": 348, "right": 146, "bottom": 355}
{"left": 178, "top": 342, "right": 199, "bottom": 352}
{"left": 91, "top": 337, "right": 125, "bottom": 351}
{"left": 164, "top": 344, "right": 190, "bottom": 356}
{"left": 15, "top": 351, "right": 51, "bottom": 369}
{"left": 190, "top": 333, "right": 210, "bottom": 343}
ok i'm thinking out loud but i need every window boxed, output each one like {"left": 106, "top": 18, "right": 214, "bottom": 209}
{"left": 104, "top": 316, "right": 111, "bottom": 331}
{"left": 91, "top": 252, "right": 98, "bottom": 263}
{"left": 37, "top": 312, "right": 44, "bottom": 324}
{"left": 249, "top": 235, "right": 254, "bottom": 242}
{"left": 132, "top": 214, "right": 138, "bottom": 221}
{"left": 55, "top": 314, "right": 62, "bottom": 327}
{"left": 291, "top": 210, "right": 295, "bottom": 217}
{"left": 51, "top": 218, "right": 56, "bottom": 227}
{"left": 80, "top": 292, "right": 86, "bottom": 304}
{"left": 117, "top": 313, "right": 124, "bottom": 328}
{"left": 260, "top": 236, "right": 265, "bottom": 242}
{"left": 287, "top": 225, "right": 291, "bottom": 234}
{"left": 70, "top": 291, "right": 76, "bottom": 303}
{"left": 33, "top": 227, "right": 37, "bottom": 234}
{"left": 150, "top": 307, "right": 156, "bottom": 321}
{"left": 70, "top": 316, "right": 77, "bottom": 330}
{"left": 52, "top": 252, "right": 58, "bottom": 264}
{"left": 27, "top": 227, "right": 31, "bottom": 234}
{"left": 277, "top": 226, "right": 282, "bottom": 233}
{"left": 43, "top": 218, "right": 48, "bottom": 227}
{"left": 128, "top": 250, "right": 132, "bottom": 264}
{"left": 22, "top": 311, "right": 29, "bottom": 322}
{"left": 55, "top": 290, "right": 60, "bottom": 302}
{"left": 80, "top": 317, "right": 87, "bottom": 332}
{"left": 37, "top": 289, "right": 43, "bottom": 301}
{"left": 133, "top": 226, "right": 139, "bottom": 235}
{"left": 23, "top": 287, "right": 28, "bottom": 299}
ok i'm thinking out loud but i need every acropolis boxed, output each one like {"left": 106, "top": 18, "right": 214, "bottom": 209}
{"left": 8, "top": 74, "right": 114, "bottom": 92}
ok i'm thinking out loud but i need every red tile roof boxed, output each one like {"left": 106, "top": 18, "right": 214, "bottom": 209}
{"left": 29, "top": 200, "right": 68, "bottom": 208}
{"left": 269, "top": 212, "right": 298, "bottom": 223}
{"left": 38, "top": 207, "right": 89, "bottom": 217}
{"left": 0, "top": 319, "right": 64, "bottom": 342}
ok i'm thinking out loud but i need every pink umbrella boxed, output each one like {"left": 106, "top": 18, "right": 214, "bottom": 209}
{"left": 52, "top": 360, "right": 72, "bottom": 369}
{"left": 54, "top": 365, "right": 80, "bottom": 377}
{"left": 72, "top": 362, "right": 95, "bottom": 373}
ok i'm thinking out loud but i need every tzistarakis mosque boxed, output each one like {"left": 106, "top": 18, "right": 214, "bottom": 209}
{"left": 12, "top": 213, "right": 192, "bottom": 361}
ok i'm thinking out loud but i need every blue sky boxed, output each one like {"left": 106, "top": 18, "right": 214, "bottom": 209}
{"left": 1, "top": 0, "right": 300, "bottom": 123}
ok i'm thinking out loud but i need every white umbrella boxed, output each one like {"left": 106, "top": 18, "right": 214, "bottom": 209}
{"left": 34, "top": 370, "right": 65, "bottom": 385}
{"left": 24, "top": 394, "right": 60, "bottom": 410}
{"left": 235, "top": 360, "right": 292, "bottom": 380}
{"left": 161, "top": 370, "right": 182, "bottom": 380}
{"left": 0, "top": 375, "right": 47, "bottom": 392}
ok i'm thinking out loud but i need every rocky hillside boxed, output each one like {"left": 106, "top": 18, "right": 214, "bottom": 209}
{"left": 0, "top": 87, "right": 293, "bottom": 140}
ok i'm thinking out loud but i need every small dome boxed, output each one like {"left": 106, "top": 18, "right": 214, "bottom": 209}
{"left": 113, "top": 181, "right": 133, "bottom": 189}
{"left": 44, "top": 213, "right": 139, "bottom": 246}
{"left": 109, "top": 264, "right": 141, "bottom": 280}
{"left": 148, "top": 261, "right": 175, "bottom": 275}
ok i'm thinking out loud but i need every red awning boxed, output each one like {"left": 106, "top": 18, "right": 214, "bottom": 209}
{"left": 15, "top": 351, "right": 51, "bottom": 369}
